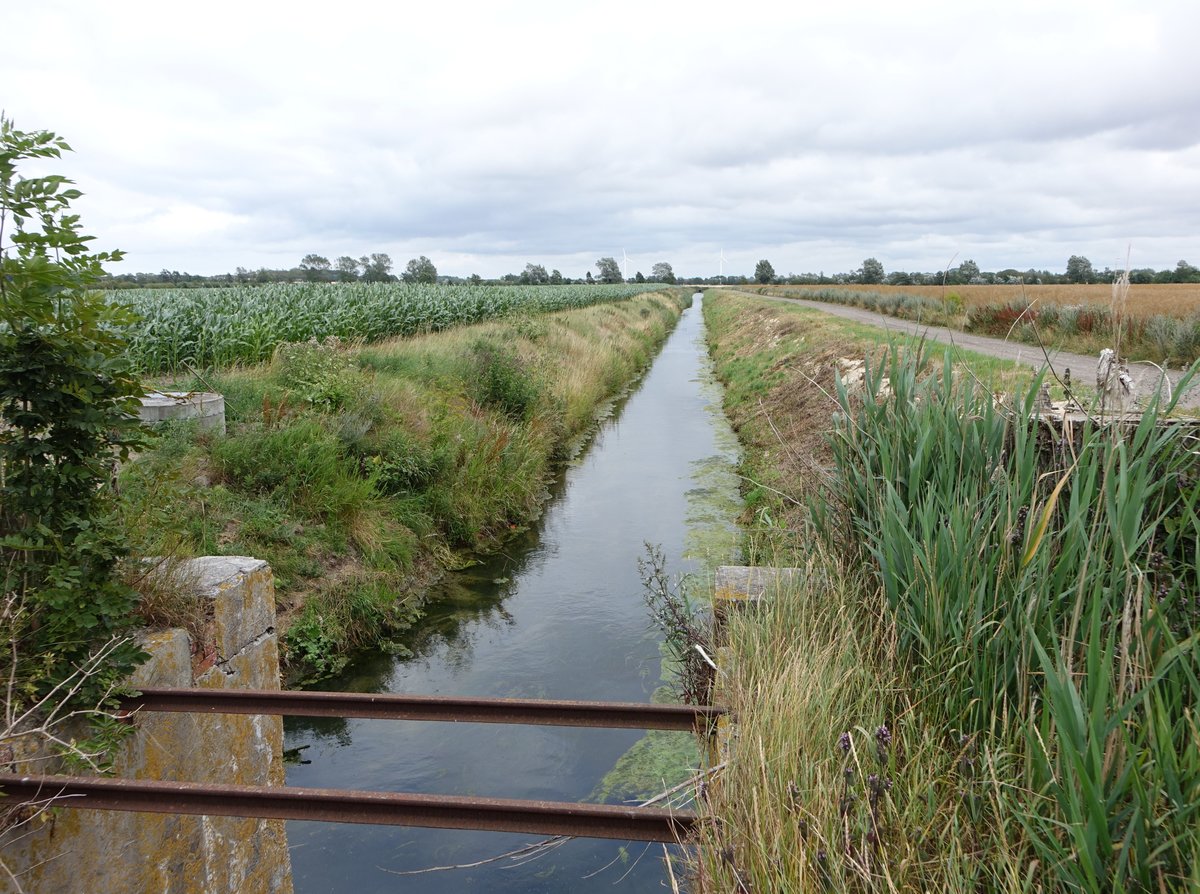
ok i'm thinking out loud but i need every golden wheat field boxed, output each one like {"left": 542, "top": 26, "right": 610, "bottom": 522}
{"left": 765, "top": 283, "right": 1200, "bottom": 317}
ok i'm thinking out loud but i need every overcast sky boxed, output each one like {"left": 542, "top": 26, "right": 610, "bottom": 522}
{"left": 4, "top": 0, "right": 1199, "bottom": 280}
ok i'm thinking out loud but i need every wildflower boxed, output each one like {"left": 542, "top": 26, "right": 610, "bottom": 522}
{"left": 838, "top": 731, "right": 851, "bottom": 754}
{"left": 874, "top": 724, "right": 891, "bottom": 764}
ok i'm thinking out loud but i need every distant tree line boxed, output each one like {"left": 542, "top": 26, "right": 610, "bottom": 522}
{"left": 98, "top": 253, "right": 1200, "bottom": 290}
{"left": 739, "top": 256, "right": 1200, "bottom": 287}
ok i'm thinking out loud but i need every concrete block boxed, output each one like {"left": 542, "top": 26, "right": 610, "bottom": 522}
{"left": 0, "top": 556, "right": 293, "bottom": 893}
{"left": 138, "top": 391, "right": 225, "bottom": 435}
{"left": 198, "top": 634, "right": 282, "bottom": 693}
{"left": 185, "top": 556, "right": 277, "bottom": 659}
{"left": 713, "top": 565, "right": 803, "bottom": 604}
{"left": 130, "top": 629, "right": 192, "bottom": 689}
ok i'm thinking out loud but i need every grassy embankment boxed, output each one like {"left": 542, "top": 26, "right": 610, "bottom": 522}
{"left": 745, "top": 282, "right": 1200, "bottom": 366}
{"left": 122, "top": 291, "right": 687, "bottom": 681}
{"left": 695, "top": 290, "right": 1199, "bottom": 892}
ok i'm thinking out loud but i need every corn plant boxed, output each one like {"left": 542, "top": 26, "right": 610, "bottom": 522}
{"left": 113, "top": 282, "right": 660, "bottom": 372}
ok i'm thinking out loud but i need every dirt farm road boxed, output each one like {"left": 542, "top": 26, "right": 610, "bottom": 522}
{"left": 733, "top": 289, "right": 1200, "bottom": 411}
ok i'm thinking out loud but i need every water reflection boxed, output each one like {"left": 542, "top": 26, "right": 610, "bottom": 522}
{"left": 285, "top": 297, "right": 741, "bottom": 892}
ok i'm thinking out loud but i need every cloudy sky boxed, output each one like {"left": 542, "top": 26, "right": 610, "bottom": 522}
{"left": 5, "top": 0, "right": 1199, "bottom": 280}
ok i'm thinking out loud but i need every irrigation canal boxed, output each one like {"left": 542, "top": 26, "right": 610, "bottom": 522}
{"left": 283, "top": 293, "right": 742, "bottom": 892}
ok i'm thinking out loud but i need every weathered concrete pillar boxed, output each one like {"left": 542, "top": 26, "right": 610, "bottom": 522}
{"left": 0, "top": 557, "right": 294, "bottom": 894}
{"left": 707, "top": 565, "right": 803, "bottom": 767}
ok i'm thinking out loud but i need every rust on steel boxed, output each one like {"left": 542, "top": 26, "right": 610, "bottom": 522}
{"left": 121, "top": 688, "right": 725, "bottom": 732}
{"left": 0, "top": 774, "right": 695, "bottom": 843}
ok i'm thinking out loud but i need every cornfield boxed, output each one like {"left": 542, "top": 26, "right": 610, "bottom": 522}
{"left": 112, "top": 282, "right": 661, "bottom": 372}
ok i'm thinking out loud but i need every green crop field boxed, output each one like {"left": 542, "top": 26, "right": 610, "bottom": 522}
{"left": 113, "top": 282, "right": 661, "bottom": 372}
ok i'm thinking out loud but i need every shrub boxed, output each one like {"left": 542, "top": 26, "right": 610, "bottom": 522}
{"left": 0, "top": 117, "right": 148, "bottom": 711}
{"left": 272, "top": 336, "right": 368, "bottom": 410}
{"left": 468, "top": 338, "right": 540, "bottom": 419}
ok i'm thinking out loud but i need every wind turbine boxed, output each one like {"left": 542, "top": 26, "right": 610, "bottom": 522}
{"left": 622, "top": 248, "right": 631, "bottom": 281}
{"left": 719, "top": 249, "right": 728, "bottom": 279}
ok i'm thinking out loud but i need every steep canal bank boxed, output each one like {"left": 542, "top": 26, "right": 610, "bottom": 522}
{"left": 283, "top": 295, "right": 740, "bottom": 892}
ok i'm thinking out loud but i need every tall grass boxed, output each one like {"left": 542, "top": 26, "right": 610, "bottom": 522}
{"left": 700, "top": 290, "right": 1200, "bottom": 890}
{"left": 819, "top": 348, "right": 1200, "bottom": 890}
{"left": 751, "top": 284, "right": 1200, "bottom": 365}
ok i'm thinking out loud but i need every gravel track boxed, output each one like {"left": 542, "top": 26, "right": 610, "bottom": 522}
{"left": 734, "top": 290, "right": 1199, "bottom": 410}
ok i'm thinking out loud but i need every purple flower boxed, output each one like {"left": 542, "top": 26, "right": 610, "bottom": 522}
{"left": 838, "top": 731, "right": 851, "bottom": 753}
{"left": 874, "top": 724, "right": 892, "bottom": 764}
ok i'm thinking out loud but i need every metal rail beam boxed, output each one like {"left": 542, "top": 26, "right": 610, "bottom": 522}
{"left": 0, "top": 775, "right": 695, "bottom": 843}
{"left": 120, "top": 688, "right": 725, "bottom": 732}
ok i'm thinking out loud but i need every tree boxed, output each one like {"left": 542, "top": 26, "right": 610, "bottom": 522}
{"left": 522, "top": 263, "right": 549, "bottom": 285}
{"left": 0, "top": 116, "right": 148, "bottom": 711}
{"left": 402, "top": 255, "right": 437, "bottom": 284}
{"left": 467, "top": 273, "right": 483, "bottom": 286}
{"left": 596, "top": 257, "right": 622, "bottom": 284}
{"left": 1066, "top": 255, "right": 1095, "bottom": 284}
{"left": 651, "top": 261, "right": 675, "bottom": 284}
{"left": 334, "top": 256, "right": 360, "bottom": 282}
{"left": 635, "top": 271, "right": 646, "bottom": 283}
{"left": 1173, "top": 260, "right": 1200, "bottom": 283}
{"left": 300, "top": 254, "right": 331, "bottom": 282}
{"left": 362, "top": 252, "right": 394, "bottom": 283}
{"left": 585, "top": 271, "right": 595, "bottom": 284}
{"left": 549, "top": 269, "right": 563, "bottom": 285}
{"left": 859, "top": 257, "right": 885, "bottom": 284}
{"left": 755, "top": 259, "right": 776, "bottom": 284}
{"left": 953, "top": 259, "right": 981, "bottom": 284}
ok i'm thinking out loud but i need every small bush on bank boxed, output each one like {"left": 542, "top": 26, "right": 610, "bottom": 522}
{"left": 468, "top": 338, "right": 541, "bottom": 419}
{"left": 272, "top": 336, "right": 369, "bottom": 411}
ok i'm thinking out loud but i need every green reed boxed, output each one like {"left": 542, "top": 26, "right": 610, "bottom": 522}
{"left": 822, "top": 347, "right": 1199, "bottom": 891}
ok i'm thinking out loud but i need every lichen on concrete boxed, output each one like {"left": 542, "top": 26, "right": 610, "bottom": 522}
{"left": 0, "top": 556, "right": 294, "bottom": 894}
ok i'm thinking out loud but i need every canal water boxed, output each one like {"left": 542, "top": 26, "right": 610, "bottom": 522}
{"left": 284, "top": 294, "right": 741, "bottom": 892}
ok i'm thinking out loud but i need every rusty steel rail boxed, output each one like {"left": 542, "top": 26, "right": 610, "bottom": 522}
{"left": 120, "top": 688, "right": 725, "bottom": 732}
{"left": 0, "top": 774, "right": 695, "bottom": 842}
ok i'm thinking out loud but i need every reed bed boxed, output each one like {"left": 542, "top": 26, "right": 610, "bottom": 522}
{"left": 700, "top": 293, "right": 1200, "bottom": 891}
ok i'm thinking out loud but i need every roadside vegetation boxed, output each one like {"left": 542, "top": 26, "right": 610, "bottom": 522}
{"left": 124, "top": 294, "right": 687, "bottom": 681}
{"left": 697, "top": 290, "right": 1199, "bottom": 892}
{"left": 745, "top": 282, "right": 1200, "bottom": 366}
